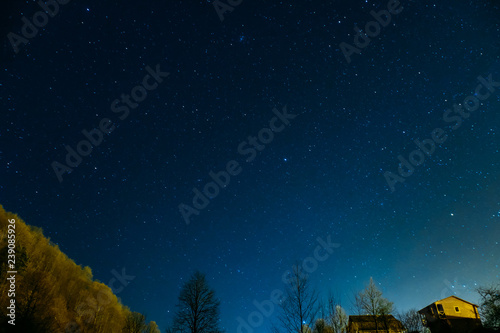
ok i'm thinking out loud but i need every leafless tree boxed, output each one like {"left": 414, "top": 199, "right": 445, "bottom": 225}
{"left": 477, "top": 285, "right": 500, "bottom": 329}
{"left": 353, "top": 277, "right": 393, "bottom": 333}
{"left": 395, "top": 309, "right": 423, "bottom": 333}
{"left": 323, "top": 292, "right": 347, "bottom": 333}
{"left": 275, "top": 264, "right": 320, "bottom": 333}
{"left": 168, "top": 272, "right": 223, "bottom": 333}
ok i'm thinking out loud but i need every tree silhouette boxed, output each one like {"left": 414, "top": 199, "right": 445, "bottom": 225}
{"left": 477, "top": 285, "right": 500, "bottom": 329}
{"left": 324, "top": 293, "right": 347, "bottom": 333}
{"left": 395, "top": 308, "right": 423, "bottom": 333}
{"left": 313, "top": 318, "right": 332, "bottom": 333}
{"left": 275, "top": 264, "right": 319, "bottom": 333}
{"left": 168, "top": 272, "right": 223, "bottom": 333}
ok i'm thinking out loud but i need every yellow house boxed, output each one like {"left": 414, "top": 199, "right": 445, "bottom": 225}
{"left": 418, "top": 296, "right": 482, "bottom": 333}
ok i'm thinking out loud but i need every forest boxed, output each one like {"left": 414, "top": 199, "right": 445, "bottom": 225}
{"left": 0, "top": 205, "right": 160, "bottom": 333}
{"left": 0, "top": 205, "right": 499, "bottom": 333}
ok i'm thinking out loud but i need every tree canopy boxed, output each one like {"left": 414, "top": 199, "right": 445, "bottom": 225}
{"left": 0, "top": 205, "right": 154, "bottom": 333}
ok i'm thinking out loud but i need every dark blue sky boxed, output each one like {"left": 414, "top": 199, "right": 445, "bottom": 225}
{"left": 1, "top": 1, "right": 500, "bottom": 332}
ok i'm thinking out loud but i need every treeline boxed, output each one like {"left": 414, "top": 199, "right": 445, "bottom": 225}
{"left": 1, "top": 204, "right": 499, "bottom": 333}
{"left": 268, "top": 266, "right": 500, "bottom": 333}
{"left": 268, "top": 266, "right": 420, "bottom": 333}
{"left": 0, "top": 205, "right": 159, "bottom": 333}
{"left": 269, "top": 265, "right": 500, "bottom": 333}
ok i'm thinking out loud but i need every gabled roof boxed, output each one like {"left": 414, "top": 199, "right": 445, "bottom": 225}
{"left": 440, "top": 296, "right": 479, "bottom": 307}
{"left": 419, "top": 296, "right": 479, "bottom": 312}
{"left": 348, "top": 315, "right": 404, "bottom": 331}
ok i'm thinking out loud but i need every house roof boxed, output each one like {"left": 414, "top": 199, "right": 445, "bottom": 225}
{"left": 418, "top": 296, "right": 479, "bottom": 312}
{"left": 441, "top": 296, "right": 479, "bottom": 307}
{"left": 348, "top": 315, "right": 404, "bottom": 331}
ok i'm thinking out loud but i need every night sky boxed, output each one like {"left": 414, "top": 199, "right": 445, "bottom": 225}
{"left": 1, "top": 0, "right": 500, "bottom": 332}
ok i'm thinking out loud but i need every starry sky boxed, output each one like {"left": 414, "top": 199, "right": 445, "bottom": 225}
{"left": 1, "top": 0, "right": 500, "bottom": 332}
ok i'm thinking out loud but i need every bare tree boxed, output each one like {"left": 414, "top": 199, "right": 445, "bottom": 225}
{"left": 169, "top": 272, "right": 223, "bottom": 333}
{"left": 324, "top": 293, "right": 347, "bottom": 333}
{"left": 353, "top": 278, "right": 393, "bottom": 316}
{"left": 395, "top": 309, "right": 423, "bottom": 333}
{"left": 275, "top": 264, "right": 319, "bottom": 333}
{"left": 353, "top": 277, "right": 393, "bottom": 333}
{"left": 477, "top": 285, "right": 500, "bottom": 329}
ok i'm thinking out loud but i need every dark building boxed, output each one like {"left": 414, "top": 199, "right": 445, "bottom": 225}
{"left": 347, "top": 315, "right": 405, "bottom": 333}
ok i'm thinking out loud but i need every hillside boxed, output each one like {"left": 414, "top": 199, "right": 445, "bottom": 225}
{"left": 0, "top": 205, "right": 158, "bottom": 333}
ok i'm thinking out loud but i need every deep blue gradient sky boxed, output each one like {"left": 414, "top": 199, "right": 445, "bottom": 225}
{"left": 1, "top": 1, "right": 500, "bottom": 332}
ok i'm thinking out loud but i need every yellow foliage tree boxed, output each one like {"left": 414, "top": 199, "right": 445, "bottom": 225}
{"left": 0, "top": 205, "right": 155, "bottom": 333}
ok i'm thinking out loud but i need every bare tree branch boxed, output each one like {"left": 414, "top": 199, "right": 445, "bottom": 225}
{"left": 275, "top": 263, "right": 320, "bottom": 333}
{"left": 168, "top": 272, "right": 223, "bottom": 333}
